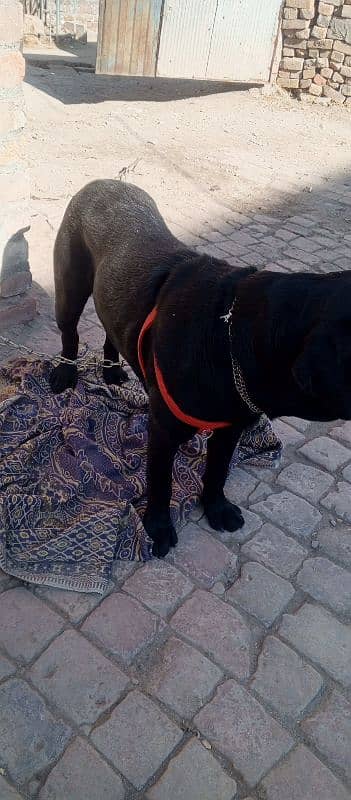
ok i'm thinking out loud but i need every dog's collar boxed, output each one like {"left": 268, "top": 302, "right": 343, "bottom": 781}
{"left": 221, "top": 299, "right": 262, "bottom": 416}
{"left": 138, "top": 307, "right": 231, "bottom": 431}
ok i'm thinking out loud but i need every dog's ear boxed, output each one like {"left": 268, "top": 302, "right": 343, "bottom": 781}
{"left": 292, "top": 324, "right": 336, "bottom": 397}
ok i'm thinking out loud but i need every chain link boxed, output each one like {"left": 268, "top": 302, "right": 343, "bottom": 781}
{"left": 0, "top": 334, "right": 120, "bottom": 369}
{"left": 222, "top": 301, "right": 262, "bottom": 416}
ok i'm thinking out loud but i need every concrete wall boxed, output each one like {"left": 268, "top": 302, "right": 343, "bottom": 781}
{"left": 278, "top": 0, "right": 351, "bottom": 104}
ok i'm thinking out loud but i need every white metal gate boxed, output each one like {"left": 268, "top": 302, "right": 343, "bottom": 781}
{"left": 157, "top": 0, "right": 282, "bottom": 82}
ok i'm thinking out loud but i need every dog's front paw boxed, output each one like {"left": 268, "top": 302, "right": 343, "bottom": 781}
{"left": 144, "top": 512, "right": 178, "bottom": 558}
{"left": 103, "top": 364, "right": 129, "bottom": 386}
{"left": 49, "top": 363, "right": 78, "bottom": 393}
{"left": 204, "top": 497, "right": 244, "bottom": 532}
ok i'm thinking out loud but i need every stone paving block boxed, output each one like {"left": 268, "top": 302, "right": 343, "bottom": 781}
{"left": 111, "top": 560, "right": 137, "bottom": 583}
{"left": 0, "top": 679, "right": 71, "bottom": 784}
{"left": 197, "top": 507, "right": 262, "bottom": 544}
{"left": 297, "top": 556, "right": 351, "bottom": 615}
{"left": 29, "top": 630, "right": 129, "bottom": 727}
{"left": 242, "top": 523, "right": 307, "bottom": 578}
{"left": 251, "top": 636, "right": 322, "bottom": 720}
{"left": 82, "top": 592, "right": 164, "bottom": 665}
{"left": 0, "top": 777, "right": 23, "bottom": 800}
{"left": 92, "top": 690, "right": 182, "bottom": 789}
{"left": 225, "top": 466, "right": 258, "bottom": 503}
{"left": 39, "top": 737, "right": 125, "bottom": 800}
{"left": 281, "top": 416, "right": 311, "bottom": 433}
{"left": 0, "top": 588, "right": 64, "bottom": 663}
{"left": 170, "top": 589, "right": 253, "bottom": 678}
{"left": 0, "top": 569, "right": 11, "bottom": 591}
{"left": 227, "top": 563, "right": 295, "bottom": 626}
{"left": 248, "top": 481, "right": 273, "bottom": 503}
{"left": 146, "top": 636, "right": 222, "bottom": 718}
{"left": 317, "top": 524, "right": 351, "bottom": 569}
{"left": 262, "top": 744, "right": 350, "bottom": 800}
{"left": 171, "top": 523, "right": 238, "bottom": 588}
{"left": 278, "top": 463, "right": 334, "bottom": 503}
{"left": 272, "top": 420, "right": 305, "bottom": 447}
{"left": 35, "top": 586, "right": 103, "bottom": 623}
{"left": 344, "top": 463, "right": 351, "bottom": 482}
{"left": 280, "top": 603, "right": 351, "bottom": 686}
{"left": 123, "top": 561, "right": 192, "bottom": 617}
{"left": 301, "top": 691, "right": 351, "bottom": 784}
{"left": 251, "top": 491, "right": 321, "bottom": 540}
{"left": 322, "top": 481, "right": 351, "bottom": 522}
{"left": 300, "top": 436, "right": 351, "bottom": 472}
{"left": 0, "top": 653, "right": 16, "bottom": 681}
{"left": 195, "top": 680, "right": 293, "bottom": 787}
{"left": 331, "top": 421, "right": 351, "bottom": 446}
{"left": 146, "top": 738, "right": 237, "bottom": 800}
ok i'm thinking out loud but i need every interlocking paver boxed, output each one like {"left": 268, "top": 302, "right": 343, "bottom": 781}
{"left": 146, "top": 738, "right": 237, "bottom": 800}
{"left": 225, "top": 465, "right": 258, "bottom": 503}
{"left": 39, "top": 738, "right": 125, "bottom": 800}
{"left": 0, "top": 679, "right": 71, "bottom": 784}
{"left": 82, "top": 592, "right": 164, "bottom": 665}
{"left": 227, "top": 563, "right": 295, "bottom": 627}
{"left": 29, "top": 629, "right": 129, "bottom": 726}
{"left": 0, "top": 653, "right": 16, "bottom": 681}
{"left": 279, "top": 603, "right": 351, "bottom": 687}
{"left": 171, "top": 523, "right": 238, "bottom": 587}
{"left": 146, "top": 636, "right": 222, "bottom": 718}
{"left": 197, "top": 507, "right": 262, "bottom": 543}
{"left": 251, "top": 636, "right": 323, "bottom": 721}
{"left": 251, "top": 491, "right": 321, "bottom": 540}
{"left": 242, "top": 523, "right": 307, "bottom": 578}
{"left": 317, "top": 524, "right": 351, "bottom": 568}
{"left": 301, "top": 691, "right": 351, "bottom": 784}
{"left": 322, "top": 481, "right": 351, "bottom": 522}
{"left": 262, "top": 744, "right": 350, "bottom": 800}
{"left": 123, "top": 561, "right": 193, "bottom": 617}
{"left": 0, "top": 588, "right": 64, "bottom": 663}
{"left": 0, "top": 777, "right": 23, "bottom": 800}
{"left": 170, "top": 589, "right": 254, "bottom": 678}
{"left": 91, "top": 690, "right": 182, "bottom": 789}
{"left": 195, "top": 680, "right": 293, "bottom": 787}
{"left": 300, "top": 436, "right": 351, "bottom": 472}
{"left": 35, "top": 586, "right": 103, "bottom": 623}
{"left": 278, "top": 463, "right": 334, "bottom": 503}
{"left": 272, "top": 420, "right": 305, "bottom": 447}
{"left": 296, "top": 557, "right": 351, "bottom": 616}
{"left": 331, "top": 421, "right": 351, "bottom": 446}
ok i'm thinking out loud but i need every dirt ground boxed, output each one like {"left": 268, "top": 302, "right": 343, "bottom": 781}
{"left": 23, "top": 42, "right": 351, "bottom": 297}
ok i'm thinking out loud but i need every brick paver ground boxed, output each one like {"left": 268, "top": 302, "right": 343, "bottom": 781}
{"left": 1, "top": 175, "right": 351, "bottom": 798}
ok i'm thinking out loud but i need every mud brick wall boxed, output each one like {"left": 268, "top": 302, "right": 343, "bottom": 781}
{"left": 279, "top": 0, "right": 351, "bottom": 105}
{"left": 56, "top": 0, "right": 99, "bottom": 39}
{"left": 0, "top": 0, "right": 36, "bottom": 327}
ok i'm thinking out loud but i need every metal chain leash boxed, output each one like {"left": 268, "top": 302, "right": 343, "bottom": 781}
{"left": 221, "top": 300, "right": 262, "bottom": 416}
{"left": 0, "top": 334, "right": 120, "bottom": 369}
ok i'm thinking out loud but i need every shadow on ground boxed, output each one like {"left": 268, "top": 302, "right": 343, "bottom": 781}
{"left": 24, "top": 54, "right": 260, "bottom": 105}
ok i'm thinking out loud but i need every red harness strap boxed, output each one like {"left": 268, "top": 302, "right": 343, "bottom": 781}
{"left": 137, "top": 307, "right": 231, "bottom": 432}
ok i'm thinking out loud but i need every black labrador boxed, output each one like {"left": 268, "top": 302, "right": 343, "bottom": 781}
{"left": 50, "top": 180, "right": 351, "bottom": 557}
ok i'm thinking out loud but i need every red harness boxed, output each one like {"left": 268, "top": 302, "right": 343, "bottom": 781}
{"left": 137, "top": 307, "right": 231, "bottom": 432}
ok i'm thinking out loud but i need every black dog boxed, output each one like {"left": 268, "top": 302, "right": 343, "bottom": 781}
{"left": 50, "top": 180, "right": 351, "bottom": 557}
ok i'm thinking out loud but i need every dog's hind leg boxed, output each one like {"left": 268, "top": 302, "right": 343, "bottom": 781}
{"left": 103, "top": 336, "right": 128, "bottom": 386}
{"left": 49, "top": 229, "right": 93, "bottom": 393}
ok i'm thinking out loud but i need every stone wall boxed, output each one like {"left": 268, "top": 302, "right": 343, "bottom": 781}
{"left": 278, "top": 0, "right": 351, "bottom": 105}
{"left": 58, "top": 0, "right": 99, "bottom": 40}
{"left": 0, "top": 0, "right": 36, "bottom": 328}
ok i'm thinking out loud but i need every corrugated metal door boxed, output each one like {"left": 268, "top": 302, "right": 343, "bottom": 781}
{"left": 156, "top": 0, "right": 281, "bottom": 82}
{"left": 206, "top": 0, "right": 282, "bottom": 82}
{"left": 156, "top": 0, "right": 217, "bottom": 80}
{"left": 96, "top": 0, "right": 163, "bottom": 76}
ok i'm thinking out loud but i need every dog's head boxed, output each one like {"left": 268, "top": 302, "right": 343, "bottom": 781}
{"left": 292, "top": 276, "right": 351, "bottom": 420}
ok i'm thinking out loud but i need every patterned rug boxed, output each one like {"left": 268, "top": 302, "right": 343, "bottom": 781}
{"left": 0, "top": 358, "right": 282, "bottom": 594}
